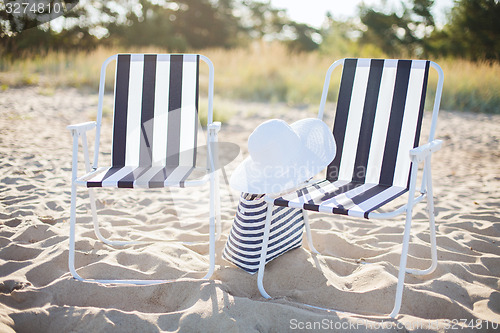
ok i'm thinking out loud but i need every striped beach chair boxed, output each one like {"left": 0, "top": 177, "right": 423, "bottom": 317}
{"left": 256, "top": 58, "right": 444, "bottom": 318}
{"left": 67, "top": 54, "right": 221, "bottom": 284}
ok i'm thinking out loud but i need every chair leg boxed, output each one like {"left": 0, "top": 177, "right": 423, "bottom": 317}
{"left": 202, "top": 173, "right": 217, "bottom": 279}
{"left": 257, "top": 203, "right": 274, "bottom": 299}
{"left": 69, "top": 185, "right": 173, "bottom": 285}
{"left": 82, "top": 132, "right": 142, "bottom": 246}
{"left": 389, "top": 161, "right": 420, "bottom": 318}
{"left": 406, "top": 157, "right": 438, "bottom": 276}
{"left": 214, "top": 169, "right": 222, "bottom": 241}
{"left": 68, "top": 182, "right": 84, "bottom": 281}
{"left": 68, "top": 179, "right": 216, "bottom": 284}
{"left": 389, "top": 211, "right": 414, "bottom": 318}
{"left": 405, "top": 199, "right": 438, "bottom": 276}
{"left": 68, "top": 132, "right": 84, "bottom": 281}
{"left": 88, "top": 188, "right": 146, "bottom": 246}
{"left": 303, "top": 210, "right": 320, "bottom": 254}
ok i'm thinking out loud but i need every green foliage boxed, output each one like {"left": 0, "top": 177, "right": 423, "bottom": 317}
{"left": 239, "top": 1, "right": 319, "bottom": 52}
{"left": 435, "top": 0, "right": 500, "bottom": 61}
{"left": 349, "top": 0, "right": 500, "bottom": 61}
{"left": 107, "top": 0, "right": 241, "bottom": 50}
{"left": 170, "top": 0, "right": 240, "bottom": 49}
{"left": 0, "top": 24, "right": 100, "bottom": 55}
{"left": 412, "top": 0, "right": 435, "bottom": 26}
{"left": 284, "top": 22, "right": 320, "bottom": 52}
{"left": 1, "top": 0, "right": 499, "bottom": 114}
{"left": 0, "top": 0, "right": 79, "bottom": 35}
{"left": 106, "top": 0, "right": 187, "bottom": 51}
{"left": 354, "top": 0, "right": 437, "bottom": 58}
{"left": 1, "top": 0, "right": 324, "bottom": 55}
{"left": 358, "top": 9, "right": 407, "bottom": 56}
{"left": 0, "top": 0, "right": 103, "bottom": 55}
{"left": 1, "top": 0, "right": 499, "bottom": 61}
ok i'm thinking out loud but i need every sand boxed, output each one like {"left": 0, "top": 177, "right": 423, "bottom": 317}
{"left": 0, "top": 87, "right": 499, "bottom": 332}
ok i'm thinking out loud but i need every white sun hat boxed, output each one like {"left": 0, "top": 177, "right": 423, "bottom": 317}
{"left": 230, "top": 118, "right": 336, "bottom": 195}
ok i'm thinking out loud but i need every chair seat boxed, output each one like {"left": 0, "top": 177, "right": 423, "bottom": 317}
{"left": 75, "top": 165, "right": 209, "bottom": 188}
{"left": 274, "top": 179, "right": 408, "bottom": 219}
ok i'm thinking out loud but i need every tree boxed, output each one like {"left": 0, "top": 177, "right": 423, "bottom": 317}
{"left": 239, "top": 0, "right": 287, "bottom": 39}
{"left": 239, "top": 1, "right": 319, "bottom": 52}
{"left": 357, "top": 0, "right": 437, "bottom": 57}
{"left": 0, "top": 0, "right": 100, "bottom": 55}
{"left": 0, "top": 0, "right": 79, "bottom": 36}
{"left": 1, "top": 0, "right": 323, "bottom": 55}
{"left": 106, "top": 0, "right": 187, "bottom": 50}
{"left": 358, "top": 7, "right": 408, "bottom": 57}
{"left": 435, "top": 0, "right": 500, "bottom": 60}
{"left": 169, "top": 0, "right": 240, "bottom": 49}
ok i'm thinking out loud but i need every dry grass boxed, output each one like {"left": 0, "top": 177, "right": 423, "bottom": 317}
{"left": 434, "top": 59, "right": 500, "bottom": 113}
{"left": 1, "top": 43, "right": 498, "bottom": 114}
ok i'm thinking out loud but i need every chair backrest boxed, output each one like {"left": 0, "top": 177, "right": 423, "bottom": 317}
{"left": 110, "top": 54, "right": 201, "bottom": 168}
{"left": 325, "top": 58, "right": 431, "bottom": 189}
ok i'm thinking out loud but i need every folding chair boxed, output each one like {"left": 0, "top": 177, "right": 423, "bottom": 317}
{"left": 67, "top": 54, "right": 221, "bottom": 284}
{"left": 257, "top": 58, "right": 444, "bottom": 317}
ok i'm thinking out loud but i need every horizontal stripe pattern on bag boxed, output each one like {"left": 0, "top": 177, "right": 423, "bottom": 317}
{"left": 223, "top": 193, "right": 304, "bottom": 274}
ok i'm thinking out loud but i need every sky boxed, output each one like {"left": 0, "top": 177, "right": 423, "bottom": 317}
{"left": 268, "top": 0, "right": 454, "bottom": 28}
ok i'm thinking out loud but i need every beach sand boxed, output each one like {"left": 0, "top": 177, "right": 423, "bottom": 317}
{"left": 0, "top": 87, "right": 499, "bottom": 332}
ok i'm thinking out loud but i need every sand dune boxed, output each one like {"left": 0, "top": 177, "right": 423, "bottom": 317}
{"left": 0, "top": 87, "right": 499, "bottom": 332}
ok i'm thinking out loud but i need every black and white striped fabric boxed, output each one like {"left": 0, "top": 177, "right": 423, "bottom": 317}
{"left": 223, "top": 193, "right": 305, "bottom": 274}
{"left": 275, "top": 59, "right": 430, "bottom": 218}
{"left": 80, "top": 54, "right": 203, "bottom": 188}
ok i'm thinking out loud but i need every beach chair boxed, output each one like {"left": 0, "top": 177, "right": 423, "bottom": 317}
{"left": 256, "top": 58, "right": 444, "bottom": 317}
{"left": 66, "top": 54, "right": 221, "bottom": 284}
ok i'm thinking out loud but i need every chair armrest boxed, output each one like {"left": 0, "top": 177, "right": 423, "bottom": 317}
{"left": 206, "top": 122, "right": 221, "bottom": 172}
{"left": 68, "top": 122, "right": 97, "bottom": 178}
{"left": 410, "top": 139, "right": 443, "bottom": 163}
{"left": 208, "top": 121, "right": 221, "bottom": 134}
{"left": 67, "top": 121, "right": 96, "bottom": 135}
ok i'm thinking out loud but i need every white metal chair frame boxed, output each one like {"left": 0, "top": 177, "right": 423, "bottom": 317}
{"left": 256, "top": 58, "right": 444, "bottom": 318}
{"left": 67, "top": 54, "right": 222, "bottom": 285}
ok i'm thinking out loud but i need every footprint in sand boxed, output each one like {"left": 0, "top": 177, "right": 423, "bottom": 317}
{"left": 0, "top": 280, "right": 32, "bottom": 294}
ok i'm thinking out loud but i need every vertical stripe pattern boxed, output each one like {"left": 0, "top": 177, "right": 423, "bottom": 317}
{"left": 139, "top": 55, "right": 157, "bottom": 166}
{"left": 167, "top": 55, "right": 183, "bottom": 166}
{"left": 327, "top": 58, "right": 430, "bottom": 188}
{"left": 86, "top": 54, "right": 202, "bottom": 188}
{"left": 279, "top": 58, "right": 430, "bottom": 219}
{"left": 112, "top": 54, "right": 131, "bottom": 167}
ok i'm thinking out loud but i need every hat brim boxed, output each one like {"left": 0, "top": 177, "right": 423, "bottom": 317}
{"left": 230, "top": 146, "right": 323, "bottom": 194}
{"left": 230, "top": 118, "right": 336, "bottom": 195}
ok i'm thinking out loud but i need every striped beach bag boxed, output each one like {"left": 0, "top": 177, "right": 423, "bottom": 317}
{"left": 223, "top": 193, "right": 305, "bottom": 274}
